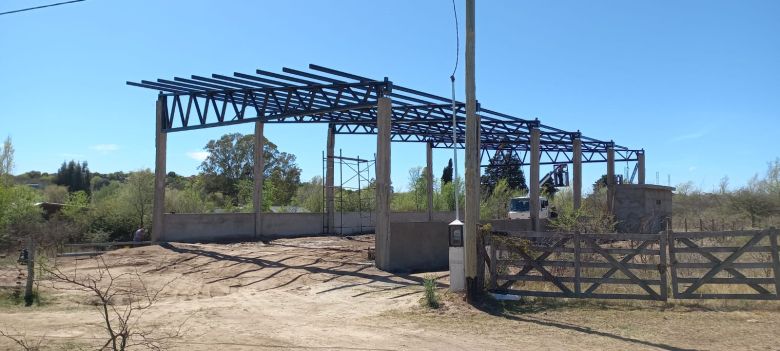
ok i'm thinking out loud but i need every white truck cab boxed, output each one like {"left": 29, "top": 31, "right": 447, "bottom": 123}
{"left": 508, "top": 196, "right": 549, "bottom": 220}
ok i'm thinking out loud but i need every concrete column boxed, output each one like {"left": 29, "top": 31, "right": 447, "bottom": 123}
{"left": 325, "top": 125, "right": 335, "bottom": 234}
{"left": 426, "top": 142, "right": 434, "bottom": 221}
{"left": 463, "top": 0, "right": 480, "bottom": 299}
{"left": 253, "top": 121, "right": 265, "bottom": 238}
{"left": 529, "top": 128, "right": 541, "bottom": 231}
{"left": 152, "top": 96, "right": 167, "bottom": 242}
{"left": 572, "top": 137, "right": 582, "bottom": 211}
{"left": 637, "top": 151, "right": 646, "bottom": 185}
{"left": 606, "top": 145, "right": 615, "bottom": 213}
{"left": 375, "top": 97, "right": 392, "bottom": 270}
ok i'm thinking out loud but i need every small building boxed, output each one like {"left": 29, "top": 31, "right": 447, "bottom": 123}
{"left": 612, "top": 184, "right": 674, "bottom": 234}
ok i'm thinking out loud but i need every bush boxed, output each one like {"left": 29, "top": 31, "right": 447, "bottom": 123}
{"left": 421, "top": 275, "right": 440, "bottom": 309}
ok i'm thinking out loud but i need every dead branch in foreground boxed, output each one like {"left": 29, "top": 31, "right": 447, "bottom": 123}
{"left": 42, "top": 256, "right": 187, "bottom": 351}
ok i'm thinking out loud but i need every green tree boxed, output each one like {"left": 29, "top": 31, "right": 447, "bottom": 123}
{"left": 121, "top": 170, "right": 154, "bottom": 229}
{"left": 294, "top": 176, "right": 324, "bottom": 212}
{"left": 0, "top": 136, "right": 14, "bottom": 184}
{"left": 481, "top": 152, "right": 527, "bottom": 196}
{"left": 198, "top": 133, "right": 301, "bottom": 205}
{"left": 55, "top": 160, "right": 91, "bottom": 193}
{"left": 441, "top": 158, "right": 453, "bottom": 184}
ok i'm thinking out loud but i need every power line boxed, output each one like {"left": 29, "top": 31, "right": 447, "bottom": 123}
{"left": 0, "top": 0, "right": 85, "bottom": 16}
{"left": 450, "top": 0, "right": 459, "bottom": 79}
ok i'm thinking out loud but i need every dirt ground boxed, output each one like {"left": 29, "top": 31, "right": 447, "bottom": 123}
{"left": 1, "top": 235, "right": 779, "bottom": 351}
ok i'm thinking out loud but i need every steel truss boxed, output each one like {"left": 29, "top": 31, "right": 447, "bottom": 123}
{"left": 128, "top": 64, "right": 642, "bottom": 166}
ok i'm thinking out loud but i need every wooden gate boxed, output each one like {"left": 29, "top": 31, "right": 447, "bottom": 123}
{"left": 488, "top": 231, "right": 668, "bottom": 301}
{"left": 669, "top": 229, "right": 780, "bottom": 300}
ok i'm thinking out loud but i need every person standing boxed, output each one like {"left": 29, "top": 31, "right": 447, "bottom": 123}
{"left": 133, "top": 227, "right": 146, "bottom": 242}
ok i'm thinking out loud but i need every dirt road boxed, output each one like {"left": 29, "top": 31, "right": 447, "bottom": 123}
{"left": 1, "top": 235, "right": 779, "bottom": 350}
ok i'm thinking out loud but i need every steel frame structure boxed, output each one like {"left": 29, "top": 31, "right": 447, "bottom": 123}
{"left": 128, "top": 64, "right": 643, "bottom": 167}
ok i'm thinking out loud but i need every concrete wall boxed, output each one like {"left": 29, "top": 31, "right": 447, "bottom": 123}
{"left": 486, "top": 219, "right": 549, "bottom": 233}
{"left": 162, "top": 211, "right": 463, "bottom": 243}
{"left": 164, "top": 213, "right": 255, "bottom": 242}
{"left": 386, "top": 221, "right": 449, "bottom": 273}
{"left": 613, "top": 184, "right": 674, "bottom": 233}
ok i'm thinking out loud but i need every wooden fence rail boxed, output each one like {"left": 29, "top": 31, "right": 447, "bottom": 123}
{"left": 488, "top": 227, "right": 780, "bottom": 301}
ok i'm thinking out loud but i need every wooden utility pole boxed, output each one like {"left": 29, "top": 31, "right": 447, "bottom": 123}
{"left": 464, "top": 0, "right": 480, "bottom": 300}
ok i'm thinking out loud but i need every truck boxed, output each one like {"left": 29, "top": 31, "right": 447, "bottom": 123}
{"left": 507, "top": 164, "right": 568, "bottom": 220}
{"left": 508, "top": 196, "right": 550, "bottom": 219}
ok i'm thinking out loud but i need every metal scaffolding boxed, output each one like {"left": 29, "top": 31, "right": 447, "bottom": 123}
{"left": 322, "top": 150, "right": 375, "bottom": 236}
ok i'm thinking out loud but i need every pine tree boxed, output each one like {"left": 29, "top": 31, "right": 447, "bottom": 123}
{"left": 441, "top": 159, "right": 453, "bottom": 184}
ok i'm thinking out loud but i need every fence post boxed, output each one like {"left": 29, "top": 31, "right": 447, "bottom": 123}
{"left": 769, "top": 227, "right": 780, "bottom": 299}
{"left": 574, "top": 230, "right": 582, "bottom": 296}
{"left": 667, "top": 218, "right": 678, "bottom": 299}
{"left": 476, "top": 228, "right": 485, "bottom": 292}
{"left": 489, "top": 235, "right": 497, "bottom": 290}
{"left": 699, "top": 218, "right": 703, "bottom": 232}
{"left": 659, "top": 219, "right": 669, "bottom": 301}
{"left": 684, "top": 218, "right": 688, "bottom": 232}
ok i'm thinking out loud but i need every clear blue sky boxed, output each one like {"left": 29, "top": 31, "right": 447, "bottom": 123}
{"left": 1, "top": 0, "right": 778, "bottom": 192}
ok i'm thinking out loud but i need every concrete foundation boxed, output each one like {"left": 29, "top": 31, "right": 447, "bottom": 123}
{"left": 613, "top": 184, "right": 674, "bottom": 233}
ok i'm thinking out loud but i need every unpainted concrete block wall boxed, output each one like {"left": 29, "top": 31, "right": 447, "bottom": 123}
{"left": 162, "top": 211, "right": 463, "bottom": 243}
{"left": 386, "top": 221, "right": 449, "bottom": 273}
{"left": 613, "top": 184, "right": 674, "bottom": 233}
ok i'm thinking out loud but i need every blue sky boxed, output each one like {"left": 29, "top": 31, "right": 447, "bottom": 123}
{"left": 1, "top": 0, "right": 778, "bottom": 192}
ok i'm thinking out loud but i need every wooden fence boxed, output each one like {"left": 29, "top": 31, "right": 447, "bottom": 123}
{"left": 487, "top": 228, "right": 780, "bottom": 301}
{"left": 670, "top": 229, "right": 780, "bottom": 300}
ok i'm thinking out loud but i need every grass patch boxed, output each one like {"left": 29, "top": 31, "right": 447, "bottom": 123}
{"left": 0, "top": 288, "right": 45, "bottom": 308}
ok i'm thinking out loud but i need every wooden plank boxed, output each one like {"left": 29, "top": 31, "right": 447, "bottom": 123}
{"left": 499, "top": 259, "right": 658, "bottom": 270}
{"left": 675, "top": 262, "right": 772, "bottom": 269}
{"left": 498, "top": 275, "right": 662, "bottom": 285}
{"left": 497, "top": 231, "right": 572, "bottom": 239}
{"left": 574, "top": 231, "right": 581, "bottom": 295}
{"left": 64, "top": 241, "right": 152, "bottom": 248}
{"left": 515, "top": 247, "right": 574, "bottom": 295}
{"left": 674, "top": 246, "right": 773, "bottom": 254}
{"left": 675, "top": 293, "right": 778, "bottom": 300}
{"left": 525, "top": 246, "right": 658, "bottom": 255}
{"left": 659, "top": 228, "right": 668, "bottom": 301}
{"left": 676, "top": 277, "right": 776, "bottom": 284}
{"left": 584, "top": 240, "right": 653, "bottom": 294}
{"left": 682, "top": 231, "right": 768, "bottom": 295}
{"left": 57, "top": 252, "right": 103, "bottom": 257}
{"left": 584, "top": 237, "right": 661, "bottom": 299}
{"left": 498, "top": 289, "right": 661, "bottom": 301}
{"left": 671, "top": 230, "right": 764, "bottom": 239}
{"left": 677, "top": 237, "right": 772, "bottom": 295}
{"left": 580, "top": 233, "right": 661, "bottom": 241}
{"left": 669, "top": 230, "right": 680, "bottom": 298}
{"left": 490, "top": 240, "right": 497, "bottom": 290}
{"left": 770, "top": 230, "right": 780, "bottom": 298}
